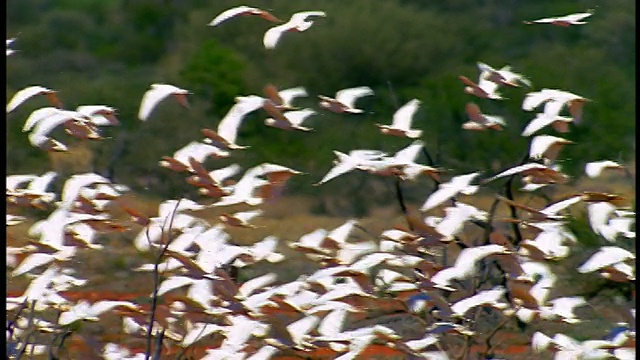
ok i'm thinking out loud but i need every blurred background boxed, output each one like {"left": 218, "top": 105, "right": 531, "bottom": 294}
{"left": 6, "top": 0, "right": 635, "bottom": 215}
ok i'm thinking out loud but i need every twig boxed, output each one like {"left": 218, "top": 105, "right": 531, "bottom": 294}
{"left": 15, "top": 300, "right": 38, "bottom": 360}
{"left": 394, "top": 177, "right": 413, "bottom": 231}
{"left": 484, "top": 316, "right": 510, "bottom": 357}
{"left": 145, "top": 199, "right": 182, "bottom": 360}
{"left": 152, "top": 328, "right": 165, "bottom": 360}
{"left": 503, "top": 152, "right": 529, "bottom": 245}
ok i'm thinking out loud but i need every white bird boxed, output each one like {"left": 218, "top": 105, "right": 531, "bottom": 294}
{"left": 458, "top": 75, "right": 504, "bottom": 100}
{"left": 264, "top": 108, "right": 317, "bottom": 132}
{"left": 477, "top": 62, "right": 532, "bottom": 88}
{"left": 529, "top": 135, "right": 573, "bottom": 162}
{"left": 376, "top": 98, "right": 422, "bottom": 138}
{"left": 314, "top": 149, "right": 386, "bottom": 185}
{"left": 431, "top": 244, "right": 509, "bottom": 286}
{"left": 577, "top": 246, "right": 635, "bottom": 274}
{"left": 521, "top": 112, "right": 573, "bottom": 137}
{"left": 420, "top": 172, "right": 481, "bottom": 212}
{"left": 219, "top": 209, "right": 263, "bottom": 228}
{"left": 587, "top": 201, "right": 618, "bottom": 236}
{"left": 212, "top": 167, "right": 269, "bottom": 207}
{"left": 7, "top": 38, "right": 16, "bottom": 56}
{"left": 435, "top": 202, "right": 488, "bottom": 240}
{"left": 524, "top": 10, "right": 594, "bottom": 26}
{"left": 75, "top": 105, "right": 119, "bottom": 126}
{"left": 202, "top": 95, "right": 266, "bottom": 149}
{"left": 58, "top": 300, "right": 138, "bottom": 325}
{"left": 543, "top": 296, "right": 587, "bottom": 324}
{"left": 263, "top": 84, "right": 308, "bottom": 110}
{"left": 7, "top": 86, "right": 63, "bottom": 113}
{"left": 138, "top": 83, "right": 190, "bottom": 121}
{"left": 483, "top": 162, "right": 568, "bottom": 184}
{"left": 318, "top": 86, "right": 374, "bottom": 114}
{"left": 263, "top": 11, "right": 326, "bottom": 49}
{"left": 463, "top": 102, "right": 506, "bottom": 131}
{"left": 160, "top": 141, "right": 229, "bottom": 172}
{"left": 451, "top": 286, "right": 508, "bottom": 317}
{"left": 585, "top": 160, "right": 626, "bottom": 179}
{"left": 60, "top": 173, "right": 112, "bottom": 209}
{"left": 209, "top": 6, "right": 281, "bottom": 27}
{"left": 522, "top": 88, "right": 590, "bottom": 124}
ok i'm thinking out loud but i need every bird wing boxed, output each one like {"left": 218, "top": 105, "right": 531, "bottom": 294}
{"left": 284, "top": 109, "right": 316, "bottom": 126}
{"left": 22, "top": 107, "right": 62, "bottom": 132}
{"left": 335, "top": 86, "right": 374, "bottom": 108}
{"left": 465, "top": 102, "right": 484, "bottom": 123}
{"left": 521, "top": 113, "right": 557, "bottom": 137}
{"left": 210, "top": 163, "right": 242, "bottom": 184}
{"left": 27, "top": 171, "right": 58, "bottom": 193}
{"left": 290, "top": 11, "right": 326, "bottom": 24}
{"left": 391, "top": 98, "right": 420, "bottom": 130}
{"left": 278, "top": 87, "right": 308, "bottom": 107}
{"left": 7, "top": 86, "right": 49, "bottom": 113}
{"left": 218, "top": 96, "right": 265, "bottom": 144}
{"left": 392, "top": 140, "right": 424, "bottom": 164}
{"left": 315, "top": 153, "right": 359, "bottom": 185}
{"left": 577, "top": 246, "right": 634, "bottom": 273}
{"left": 209, "top": 6, "right": 257, "bottom": 26}
{"left": 486, "top": 163, "right": 548, "bottom": 182}
{"left": 522, "top": 90, "right": 553, "bottom": 111}
{"left": 263, "top": 23, "right": 290, "bottom": 49}
{"left": 138, "top": 85, "right": 173, "bottom": 121}
{"left": 421, "top": 186, "right": 458, "bottom": 212}
{"left": 560, "top": 12, "right": 593, "bottom": 22}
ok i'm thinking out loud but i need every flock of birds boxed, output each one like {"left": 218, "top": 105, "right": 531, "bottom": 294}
{"left": 6, "top": 4, "right": 636, "bottom": 360}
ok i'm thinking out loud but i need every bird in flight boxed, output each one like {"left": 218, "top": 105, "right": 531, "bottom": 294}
{"left": 202, "top": 95, "right": 266, "bottom": 150}
{"left": 376, "top": 98, "right": 423, "bottom": 138}
{"left": 208, "top": 6, "right": 281, "bottom": 27}
{"left": 263, "top": 11, "right": 326, "bottom": 49}
{"left": 138, "top": 83, "right": 190, "bottom": 121}
{"left": 524, "top": 10, "right": 594, "bottom": 27}
{"left": 7, "top": 86, "right": 63, "bottom": 113}
{"left": 463, "top": 102, "right": 506, "bottom": 131}
{"left": 318, "top": 86, "right": 374, "bottom": 114}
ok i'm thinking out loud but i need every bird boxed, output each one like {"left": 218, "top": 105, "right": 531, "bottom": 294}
{"left": 159, "top": 141, "right": 229, "bottom": 172}
{"left": 263, "top": 11, "right": 326, "bottom": 49}
{"left": 208, "top": 6, "right": 281, "bottom": 27}
{"left": 528, "top": 135, "right": 574, "bottom": 162}
{"left": 521, "top": 112, "right": 573, "bottom": 137}
{"left": 483, "top": 162, "right": 569, "bottom": 185}
{"left": 138, "top": 83, "right": 190, "bottom": 121}
{"left": 477, "top": 62, "right": 532, "bottom": 88}
{"left": 458, "top": 75, "right": 504, "bottom": 100}
{"left": 463, "top": 102, "right": 506, "bottom": 131}
{"left": 202, "top": 95, "right": 266, "bottom": 150}
{"left": 522, "top": 88, "right": 590, "bottom": 124}
{"left": 6, "top": 38, "right": 16, "bottom": 56}
{"left": 577, "top": 246, "right": 635, "bottom": 274}
{"left": 314, "top": 149, "right": 386, "bottom": 185}
{"left": 451, "top": 286, "right": 509, "bottom": 317}
{"left": 524, "top": 10, "right": 594, "bottom": 27}
{"left": 263, "top": 84, "right": 308, "bottom": 110}
{"left": 420, "top": 172, "right": 481, "bottom": 212}
{"left": 430, "top": 244, "right": 510, "bottom": 286}
{"left": 75, "top": 105, "right": 120, "bottom": 126}
{"left": 6, "top": 86, "right": 63, "bottom": 113}
{"left": 219, "top": 209, "right": 263, "bottom": 228}
{"left": 375, "top": 98, "right": 423, "bottom": 138}
{"left": 318, "top": 86, "right": 374, "bottom": 114}
{"left": 585, "top": 160, "right": 626, "bottom": 179}
{"left": 264, "top": 108, "right": 317, "bottom": 132}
